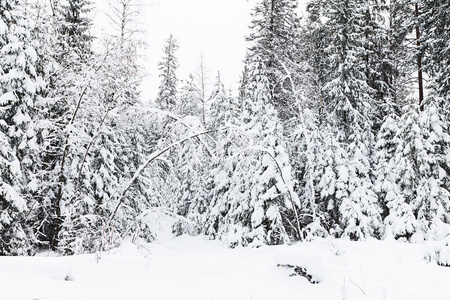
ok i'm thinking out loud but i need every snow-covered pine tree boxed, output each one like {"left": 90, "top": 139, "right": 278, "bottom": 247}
{"left": 206, "top": 55, "right": 300, "bottom": 246}
{"left": 58, "top": 0, "right": 94, "bottom": 59}
{"left": 419, "top": 1, "right": 450, "bottom": 238}
{"left": 308, "top": 0, "right": 383, "bottom": 240}
{"left": 194, "top": 55, "right": 210, "bottom": 126}
{"left": 202, "top": 73, "right": 242, "bottom": 239}
{"left": 421, "top": 0, "right": 450, "bottom": 118}
{"left": 246, "top": 0, "right": 301, "bottom": 122}
{"left": 177, "top": 74, "right": 201, "bottom": 117}
{"left": 340, "top": 132, "right": 382, "bottom": 240}
{"left": 57, "top": 0, "right": 150, "bottom": 253}
{"left": 361, "top": 0, "right": 401, "bottom": 132}
{"left": 203, "top": 127, "right": 245, "bottom": 241}
{"left": 288, "top": 114, "right": 333, "bottom": 240}
{"left": 320, "top": 0, "right": 376, "bottom": 140}
{"left": 165, "top": 115, "right": 211, "bottom": 236}
{"left": 207, "top": 72, "right": 238, "bottom": 130}
{"left": 33, "top": 0, "right": 100, "bottom": 251}
{"left": 0, "top": 0, "right": 43, "bottom": 255}
{"left": 156, "top": 34, "right": 179, "bottom": 111}
{"left": 297, "top": 4, "right": 329, "bottom": 122}
{"left": 391, "top": 101, "right": 450, "bottom": 241}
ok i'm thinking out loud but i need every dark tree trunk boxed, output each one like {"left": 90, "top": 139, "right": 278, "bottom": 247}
{"left": 415, "top": 3, "right": 424, "bottom": 111}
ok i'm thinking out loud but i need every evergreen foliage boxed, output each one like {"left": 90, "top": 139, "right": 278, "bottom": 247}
{"left": 58, "top": 0, "right": 94, "bottom": 58}
{"left": 156, "top": 34, "right": 179, "bottom": 111}
{"left": 177, "top": 74, "right": 201, "bottom": 117}
{"left": 1, "top": 0, "right": 450, "bottom": 255}
{"left": 246, "top": 0, "right": 301, "bottom": 122}
{"left": 0, "top": 0, "right": 41, "bottom": 255}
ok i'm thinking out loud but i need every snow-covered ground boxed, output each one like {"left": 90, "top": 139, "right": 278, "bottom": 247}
{"left": 1, "top": 234, "right": 449, "bottom": 300}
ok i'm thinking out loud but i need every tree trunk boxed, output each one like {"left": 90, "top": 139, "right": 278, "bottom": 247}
{"left": 415, "top": 3, "right": 424, "bottom": 111}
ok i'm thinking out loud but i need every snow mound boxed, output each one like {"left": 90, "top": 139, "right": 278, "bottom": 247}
{"left": 272, "top": 248, "right": 326, "bottom": 283}
{"left": 437, "top": 246, "right": 450, "bottom": 267}
{"left": 424, "top": 241, "right": 450, "bottom": 267}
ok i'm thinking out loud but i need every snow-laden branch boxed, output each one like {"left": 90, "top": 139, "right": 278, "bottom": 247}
{"left": 108, "top": 128, "right": 226, "bottom": 221}
{"left": 272, "top": 52, "right": 300, "bottom": 106}
{"left": 76, "top": 105, "right": 119, "bottom": 185}
{"left": 108, "top": 123, "right": 303, "bottom": 241}
{"left": 139, "top": 107, "right": 216, "bottom": 157}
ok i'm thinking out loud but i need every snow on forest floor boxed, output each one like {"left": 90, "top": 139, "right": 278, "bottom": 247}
{"left": 1, "top": 235, "right": 450, "bottom": 300}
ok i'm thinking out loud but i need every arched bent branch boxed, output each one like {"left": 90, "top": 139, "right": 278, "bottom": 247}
{"left": 108, "top": 128, "right": 225, "bottom": 221}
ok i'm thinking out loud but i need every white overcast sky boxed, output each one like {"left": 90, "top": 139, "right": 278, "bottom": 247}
{"left": 93, "top": 0, "right": 308, "bottom": 102}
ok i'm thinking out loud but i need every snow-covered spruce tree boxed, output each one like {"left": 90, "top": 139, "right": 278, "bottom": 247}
{"left": 293, "top": 117, "right": 381, "bottom": 240}
{"left": 383, "top": 0, "right": 416, "bottom": 110}
{"left": 288, "top": 114, "right": 332, "bottom": 239}
{"left": 374, "top": 112, "right": 423, "bottom": 240}
{"left": 57, "top": 0, "right": 94, "bottom": 59}
{"left": 320, "top": 0, "right": 376, "bottom": 140}
{"left": 29, "top": 0, "right": 117, "bottom": 252}
{"left": 361, "top": 0, "right": 402, "bottom": 132}
{"left": 203, "top": 71, "right": 240, "bottom": 228}
{"left": 16, "top": 0, "right": 71, "bottom": 251}
{"left": 176, "top": 74, "right": 201, "bottom": 117}
{"left": 340, "top": 133, "right": 383, "bottom": 240}
{"left": 237, "top": 60, "right": 249, "bottom": 112}
{"left": 307, "top": 0, "right": 411, "bottom": 128}
{"left": 203, "top": 128, "right": 245, "bottom": 241}
{"left": 297, "top": 4, "right": 330, "bottom": 122}
{"left": 164, "top": 114, "right": 212, "bottom": 236}
{"left": 202, "top": 74, "right": 242, "bottom": 239}
{"left": 18, "top": 0, "right": 68, "bottom": 253}
{"left": 206, "top": 56, "right": 300, "bottom": 246}
{"left": 391, "top": 101, "right": 450, "bottom": 241}
{"left": 303, "top": 0, "right": 409, "bottom": 127}
{"left": 310, "top": 0, "right": 383, "bottom": 240}
{"left": 60, "top": 43, "right": 145, "bottom": 254}
{"left": 246, "top": 0, "right": 301, "bottom": 122}
{"left": 289, "top": 4, "right": 334, "bottom": 237}
{"left": 311, "top": 131, "right": 348, "bottom": 238}
{"left": 156, "top": 34, "right": 179, "bottom": 111}
{"left": 374, "top": 115, "right": 401, "bottom": 216}
{"left": 414, "top": 1, "right": 450, "bottom": 239}
{"left": 287, "top": 7, "right": 335, "bottom": 237}
{"left": 421, "top": 0, "right": 450, "bottom": 118}
{"left": 240, "top": 56, "right": 300, "bottom": 243}
{"left": 56, "top": 0, "right": 150, "bottom": 253}
{"left": 207, "top": 72, "right": 238, "bottom": 130}
{"left": 0, "top": 0, "right": 43, "bottom": 255}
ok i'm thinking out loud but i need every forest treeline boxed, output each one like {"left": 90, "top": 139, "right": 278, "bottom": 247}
{"left": 0, "top": 0, "right": 449, "bottom": 255}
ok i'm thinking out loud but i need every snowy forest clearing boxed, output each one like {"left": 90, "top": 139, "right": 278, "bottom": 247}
{"left": 2, "top": 235, "right": 449, "bottom": 300}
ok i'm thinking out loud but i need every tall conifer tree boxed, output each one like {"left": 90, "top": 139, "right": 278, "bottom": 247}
{"left": 156, "top": 34, "right": 179, "bottom": 111}
{"left": 246, "top": 0, "right": 301, "bottom": 122}
{"left": 0, "top": 0, "right": 42, "bottom": 255}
